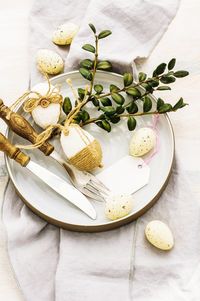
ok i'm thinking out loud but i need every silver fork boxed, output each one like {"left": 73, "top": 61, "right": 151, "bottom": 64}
{"left": 51, "top": 150, "right": 110, "bottom": 201}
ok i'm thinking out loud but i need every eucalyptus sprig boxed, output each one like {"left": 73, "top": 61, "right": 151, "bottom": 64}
{"left": 62, "top": 24, "right": 189, "bottom": 133}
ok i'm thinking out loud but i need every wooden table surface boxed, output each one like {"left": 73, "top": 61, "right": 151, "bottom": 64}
{"left": 0, "top": 0, "right": 200, "bottom": 299}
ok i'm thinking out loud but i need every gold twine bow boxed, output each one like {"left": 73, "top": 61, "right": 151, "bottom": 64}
{"left": 7, "top": 72, "right": 63, "bottom": 120}
{"left": 15, "top": 82, "right": 90, "bottom": 150}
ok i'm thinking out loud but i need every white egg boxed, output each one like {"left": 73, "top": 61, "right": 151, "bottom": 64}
{"left": 145, "top": 220, "right": 174, "bottom": 251}
{"left": 105, "top": 194, "right": 134, "bottom": 221}
{"left": 30, "top": 82, "right": 57, "bottom": 97}
{"left": 29, "top": 83, "right": 61, "bottom": 129}
{"left": 52, "top": 22, "right": 79, "bottom": 45}
{"left": 60, "top": 125, "right": 102, "bottom": 171}
{"left": 36, "top": 49, "right": 64, "bottom": 75}
{"left": 32, "top": 103, "right": 61, "bottom": 129}
{"left": 129, "top": 127, "right": 156, "bottom": 157}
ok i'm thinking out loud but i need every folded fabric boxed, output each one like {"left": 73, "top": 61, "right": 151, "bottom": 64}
{"left": 4, "top": 1, "right": 197, "bottom": 301}
{"left": 29, "top": 0, "right": 180, "bottom": 83}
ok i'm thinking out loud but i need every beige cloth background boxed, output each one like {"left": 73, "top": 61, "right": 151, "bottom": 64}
{"left": 0, "top": 0, "right": 200, "bottom": 300}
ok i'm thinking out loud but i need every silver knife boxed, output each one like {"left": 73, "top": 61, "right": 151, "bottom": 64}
{"left": 0, "top": 132, "right": 96, "bottom": 220}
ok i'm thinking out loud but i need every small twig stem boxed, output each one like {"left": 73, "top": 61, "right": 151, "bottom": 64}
{"left": 95, "top": 75, "right": 162, "bottom": 100}
{"left": 89, "top": 35, "right": 98, "bottom": 95}
{"left": 82, "top": 110, "right": 162, "bottom": 126}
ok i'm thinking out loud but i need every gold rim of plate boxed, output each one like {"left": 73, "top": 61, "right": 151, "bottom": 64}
{"left": 5, "top": 70, "right": 175, "bottom": 232}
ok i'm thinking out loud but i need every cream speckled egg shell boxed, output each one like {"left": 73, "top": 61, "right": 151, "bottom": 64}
{"left": 52, "top": 22, "right": 79, "bottom": 45}
{"left": 129, "top": 127, "right": 156, "bottom": 157}
{"left": 145, "top": 220, "right": 174, "bottom": 250}
{"left": 105, "top": 194, "right": 133, "bottom": 221}
{"left": 32, "top": 103, "right": 61, "bottom": 129}
{"left": 36, "top": 49, "right": 64, "bottom": 75}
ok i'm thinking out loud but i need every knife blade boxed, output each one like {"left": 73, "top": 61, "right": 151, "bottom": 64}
{"left": 0, "top": 132, "right": 96, "bottom": 220}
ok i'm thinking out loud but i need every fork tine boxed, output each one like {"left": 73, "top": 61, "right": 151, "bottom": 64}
{"left": 86, "top": 183, "right": 103, "bottom": 197}
{"left": 89, "top": 179, "right": 110, "bottom": 195}
{"left": 82, "top": 187, "right": 104, "bottom": 202}
{"left": 89, "top": 173, "right": 109, "bottom": 190}
{"left": 84, "top": 185, "right": 105, "bottom": 202}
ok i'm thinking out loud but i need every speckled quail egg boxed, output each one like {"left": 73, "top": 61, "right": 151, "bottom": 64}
{"left": 129, "top": 127, "right": 156, "bottom": 157}
{"left": 145, "top": 220, "right": 174, "bottom": 251}
{"left": 52, "top": 22, "right": 79, "bottom": 45}
{"left": 105, "top": 194, "right": 134, "bottom": 220}
{"left": 36, "top": 49, "right": 64, "bottom": 75}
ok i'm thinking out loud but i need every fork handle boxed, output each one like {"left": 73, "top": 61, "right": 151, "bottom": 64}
{"left": 0, "top": 132, "right": 30, "bottom": 166}
{"left": 0, "top": 99, "right": 54, "bottom": 156}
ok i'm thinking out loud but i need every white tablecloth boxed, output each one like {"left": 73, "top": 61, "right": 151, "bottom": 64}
{"left": 0, "top": 0, "right": 200, "bottom": 299}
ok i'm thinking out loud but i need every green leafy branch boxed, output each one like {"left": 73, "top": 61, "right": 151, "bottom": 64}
{"left": 62, "top": 24, "right": 189, "bottom": 133}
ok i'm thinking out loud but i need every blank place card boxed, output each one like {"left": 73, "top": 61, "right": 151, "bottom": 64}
{"left": 97, "top": 155, "right": 150, "bottom": 195}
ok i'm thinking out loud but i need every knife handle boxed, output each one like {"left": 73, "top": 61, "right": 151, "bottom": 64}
{"left": 0, "top": 132, "right": 30, "bottom": 166}
{"left": 0, "top": 99, "right": 54, "bottom": 156}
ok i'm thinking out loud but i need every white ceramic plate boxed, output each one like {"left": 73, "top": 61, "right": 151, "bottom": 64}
{"left": 6, "top": 71, "right": 174, "bottom": 232}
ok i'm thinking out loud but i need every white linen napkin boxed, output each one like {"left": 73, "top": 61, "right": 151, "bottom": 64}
{"left": 4, "top": 1, "right": 199, "bottom": 301}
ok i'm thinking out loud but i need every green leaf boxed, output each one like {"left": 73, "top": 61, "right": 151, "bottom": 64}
{"left": 101, "top": 106, "right": 116, "bottom": 116}
{"left": 156, "top": 86, "right": 171, "bottom": 91}
{"left": 79, "top": 68, "right": 92, "bottom": 81}
{"left": 82, "top": 44, "right": 95, "bottom": 53}
{"left": 148, "top": 79, "right": 159, "bottom": 87}
{"left": 80, "top": 59, "right": 93, "bottom": 69}
{"left": 116, "top": 106, "right": 125, "bottom": 114}
{"left": 100, "top": 97, "right": 112, "bottom": 106}
{"left": 78, "top": 88, "right": 86, "bottom": 99}
{"left": 160, "top": 76, "right": 176, "bottom": 84}
{"left": 123, "top": 73, "right": 133, "bottom": 87}
{"left": 168, "top": 58, "right": 176, "bottom": 70}
{"left": 102, "top": 120, "right": 111, "bottom": 132}
{"left": 96, "top": 121, "right": 104, "bottom": 129}
{"left": 126, "top": 102, "right": 138, "bottom": 114}
{"left": 126, "top": 87, "right": 141, "bottom": 97}
{"left": 127, "top": 117, "right": 136, "bottom": 131}
{"left": 173, "top": 97, "right": 188, "bottom": 111}
{"left": 154, "top": 63, "right": 167, "bottom": 76}
{"left": 111, "top": 93, "right": 125, "bottom": 105}
{"left": 157, "top": 98, "right": 165, "bottom": 110}
{"left": 109, "top": 115, "right": 121, "bottom": 124}
{"left": 73, "top": 112, "right": 82, "bottom": 124}
{"left": 143, "top": 96, "right": 152, "bottom": 112}
{"left": 80, "top": 110, "right": 90, "bottom": 122}
{"left": 97, "top": 61, "right": 112, "bottom": 71}
{"left": 91, "top": 97, "right": 99, "bottom": 107}
{"left": 89, "top": 23, "right": 96, "bottom": 34}
{"left": 158, "top": 103, "right": 172, "bottom": 113}
{"left": 173, "top": 70, "right": 189, "bottom": 78}
{"left": 141, "top": 83, "right": 154, "bottom": 93}
{"left": 99, "top": 114, "right": 106, "bottom": 120}
{"left": 62, "top": 97, "right": 72, "bottom": 115}
{"left": 94, "top": 84, "right": 103, "bottom": 94}
{"left": 138, "top": 72, "right": 147, "bottom": 82}
{"left": 98, "top": 30, "right": 112, "bottom": 39}
{"left": 110, "top": 84, "right": 120, "bottom": 92}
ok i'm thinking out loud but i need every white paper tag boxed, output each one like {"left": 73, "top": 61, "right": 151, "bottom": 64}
{"left": 97, "top": 155, "right": 150, "bottom": 194}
